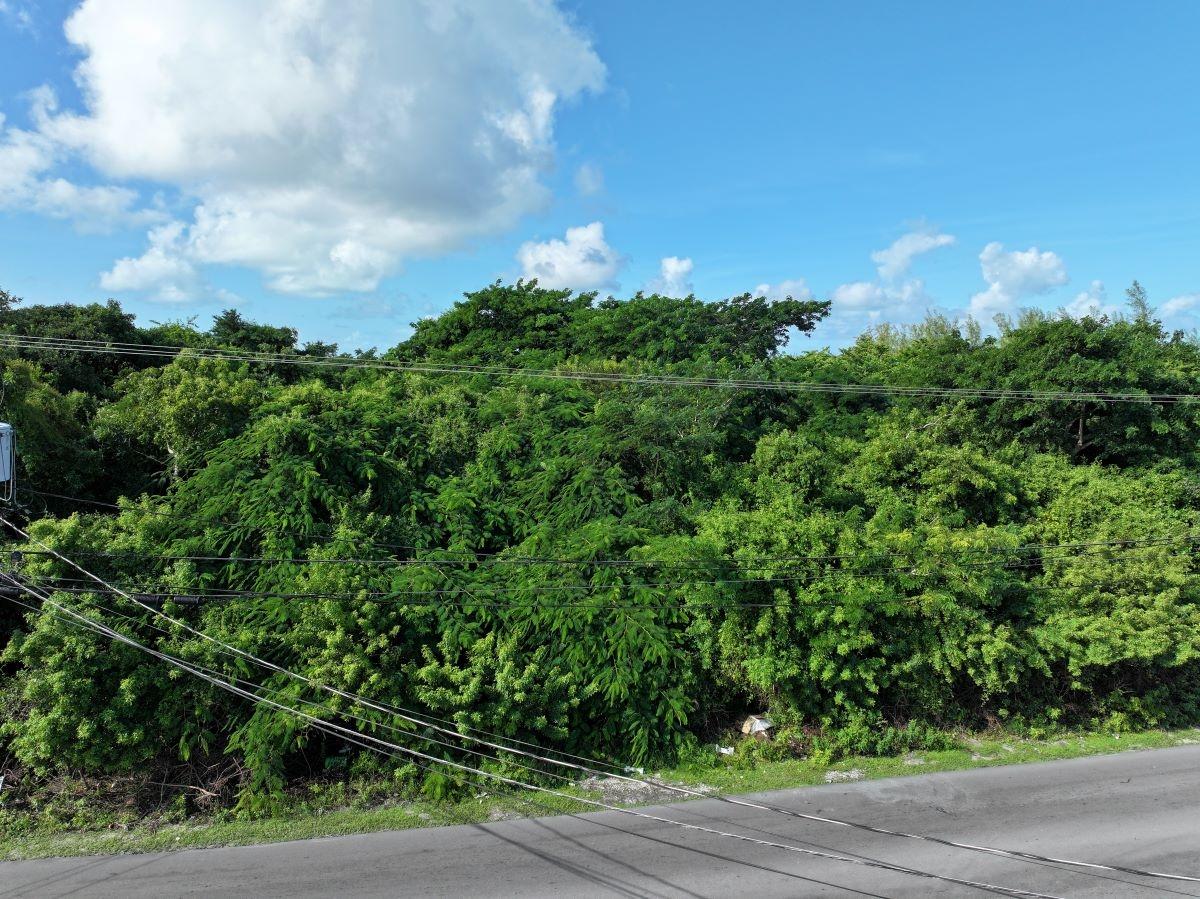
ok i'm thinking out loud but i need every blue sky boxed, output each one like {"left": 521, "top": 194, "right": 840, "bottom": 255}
{"left": 1, "top": 1, "right": 1198, "bottom": 351}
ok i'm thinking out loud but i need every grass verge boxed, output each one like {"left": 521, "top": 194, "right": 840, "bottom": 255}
{"left": 3, "top": 726, "right": 1198, "bottom": 861}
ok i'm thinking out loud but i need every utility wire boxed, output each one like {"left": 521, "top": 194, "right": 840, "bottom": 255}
{"left": 22, "top": 486, "right": 1198, "bottom": 574}
{"left": 25, "top": 561, "right": 1194, "bottom": 613}
{"left": 1, "top": 575, "right": 1170, "bottom": 898}
{"left": 17, "top": 487, "right": 491, "bottom": 561}
{"left": 1, "top": 337, "right": 1194, "bottom": 883}
{"left": 0, "top": 567, "right": 1058, "bottom": 899}
{"left": 6, "top": 530, "right": 1197, "bottom": 887}
{"left": 13, "top": 530, "right": 1196, "bottom": 576}
{"left": 18, "top": 484, "right": 991, "bottom": 571}
{"left": 0, "top": 486, "right": 1098, "bottom": 573}
{"left": 0, "top": 596, "right": 898, "bottom": 898}
{"left": 12, "top": 538, "right": 1196, "bottom": 616}
{"left": 0, "top": 591, "right": 1075, "bottom": 898}
{"left": 20, "top": 576, "right": 1195, "bottom": 889}
{"left": 13, "top": 536, "right": 1195, "bottom": 599}
{"left": 0, "top": 589, "right": 572, "bottom": 787}
{"left": 22, "top": 546, "right": 1200, "bottom": 614}
{"left": 0, "top": 332, "right": 1194, "bottom": 404}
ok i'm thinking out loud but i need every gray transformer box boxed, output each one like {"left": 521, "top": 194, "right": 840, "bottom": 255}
{"left": 0, "top": 423, "right": 12, "bottom": 483}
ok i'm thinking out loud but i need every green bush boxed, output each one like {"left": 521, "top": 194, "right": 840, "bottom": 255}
{"left": 4, "top": 288, "right": 1200, "bottom": 811}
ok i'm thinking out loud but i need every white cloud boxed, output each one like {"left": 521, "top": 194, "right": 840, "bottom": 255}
{"left": 646, "top": 256, "right": 694, "bottom": 296}
{"left": 1064, "top": 280, "right": 1118, "bottom": 319}
{"left": 753, "top": 278, "right": 813, "bottom": 301}
{"left": 0, "top": 127, "right": 54, "bottom": 200}
{"left": 517, "top": 221, "right": 623, "bottom": 290}
{"left": 826, "top": 225, "right": 951, "bottom": 318}
{"left": 10, "top": 0, "right": 605, "bottom": 295}
{"left": 870, "top": 226, "right": 955, "bottom": 281}
{"left": 101, "top": 221, "right": 199, "bottom": 301}
{"left": 0, "top": 115, "right": 151, "bottom": 231}
{"left": 831, "top": 280, "right": 886, "bottom": 309}
{"left": 574, "top": 163, "right": 604, "bottom": 196}
{"left": 1162, "top": 293, "right": 1200, "bottom": 317}
{"left": 969, "top": 242, "right": 1068, "bottom": 317}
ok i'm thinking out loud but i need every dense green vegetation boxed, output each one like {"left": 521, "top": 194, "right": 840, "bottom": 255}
{"left": 3, "top": 281, "right": 1200, "bottom": 817}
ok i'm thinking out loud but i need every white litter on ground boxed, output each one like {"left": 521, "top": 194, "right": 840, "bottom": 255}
{"left": 824, "top": 768, "right": 864, "bottom": 783}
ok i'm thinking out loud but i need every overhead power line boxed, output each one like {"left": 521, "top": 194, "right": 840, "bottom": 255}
{"left": 10, "top": 530, "right": 1196, "bottom": 617}
{"left": 1, "top": 332, "right": 1196, "bottom": 403}
{"left": 19, "top": 533, "right": 1200, "bottom": 569}
{"left": 0, "top": 589, "right": 578, "bottom": 793}
{"left": 4, "top": 586, "right": 1193, "bottom": 899}
{"left": 9, "top": 519, "right": 1199, "bottom": 887}
{"left": 13, "top": 486, "right": 1198, "bottom": 572}
{"left": 15, "top": 533, "right": 1194, "bottom": 587}
{"left": 0, "top": 555, "right": 1059, "bottom": 898}
{"left": 0, "top": 590, "right": 1108, "bottom": 897}
{"left": 25, "top": 559, "right": 1192, "bottom": 613}
{"left": 5, "top": 542, "right": 1195, "bottom": 890}
{"left": 23, "top": 485, "right": 1200, "bottom": 575}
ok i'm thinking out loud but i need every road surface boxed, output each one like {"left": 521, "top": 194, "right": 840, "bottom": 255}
{"left": 3, "top": 745, "right": 1198, "bottom": 897}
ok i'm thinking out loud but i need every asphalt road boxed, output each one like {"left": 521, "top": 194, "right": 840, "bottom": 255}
{"left": 3, "top": 745, "right": 1199, "bottom": 898}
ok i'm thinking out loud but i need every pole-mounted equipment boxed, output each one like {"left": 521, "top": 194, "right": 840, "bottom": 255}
{"left": 0, "top": 422, "right": 14, "bottom": 506}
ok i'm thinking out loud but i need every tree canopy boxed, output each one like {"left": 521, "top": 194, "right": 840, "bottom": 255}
{"left": 3, "top": 282, "right": 1200, "bottom": 809}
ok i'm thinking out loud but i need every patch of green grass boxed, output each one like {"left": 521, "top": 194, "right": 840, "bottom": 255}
{"left": 0, "top": 777, "right": 608, "bottom": 861}
{"left": 0, "top": 804, "right": 431, "bottom": 859}
{"left": 661, "top": 726, "right": 1200, "bottom": 794}
{"left": 3, "top": 726, "right": 1198, "bottom": 861}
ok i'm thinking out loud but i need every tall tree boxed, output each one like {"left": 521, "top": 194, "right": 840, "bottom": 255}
{"left": 1126, "top": 280, "right": 1153, "bottom": 323}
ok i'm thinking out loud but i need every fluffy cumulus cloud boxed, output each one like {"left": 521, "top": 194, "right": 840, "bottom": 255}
{"left": 0, "top": 94, "right": 155, "bottom": 232}
{"left": 969, "top": 242, "right": 1068, "bottom": 317}
{"left": 827, "top": 225, "right": 953, "bottom": 318}
{"left": 1064, "top": 280, "right": 1118, "bottom": 319}
{"left": 870, "top": 227, "right": 956, "bottom": 281}
{"left": 646, "top": 256, "right": 694, "bottom": 296}
{"left": 830, "top": 280, "right": 885, "bottom": 309}
{"left": 517, "top": 221, "right": 623, "bottom": 290}
{"left": 100, "top": 221, "right": 200, "bottom": 301}
{"left": 1162, "top": 293, "right": 1200, "bottom": 317}
{"left": 6, "top": 0, "right": 605, "bottom": 296}
{"left": 753, "top": 278, "right": 813, "bottom": 301}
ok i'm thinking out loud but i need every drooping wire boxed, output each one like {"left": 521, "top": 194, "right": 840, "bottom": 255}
{"left": 4, "top": 521, "right": 1197, "bottom": 886}
{"left": 12, "top": 533, "right": 1196, "bottom": 600}
{"left": 0, "top": 570, "right": 1059, "bottom": 899}
{"left": 0, "top": 332, "right": 1194, "bottom": 404}
{"left": 25, "top": 485, "right": 1200, "bottom": 574}
{"left": 12, "top": 492, "right": 1198, "bottom": 580}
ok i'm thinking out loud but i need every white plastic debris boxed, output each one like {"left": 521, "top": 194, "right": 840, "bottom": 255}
{"left": 824, "top": 768, "right": 864, "bottom": 783}
{"left": 740, "top": 714, "right": 774, "bottom": 739}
